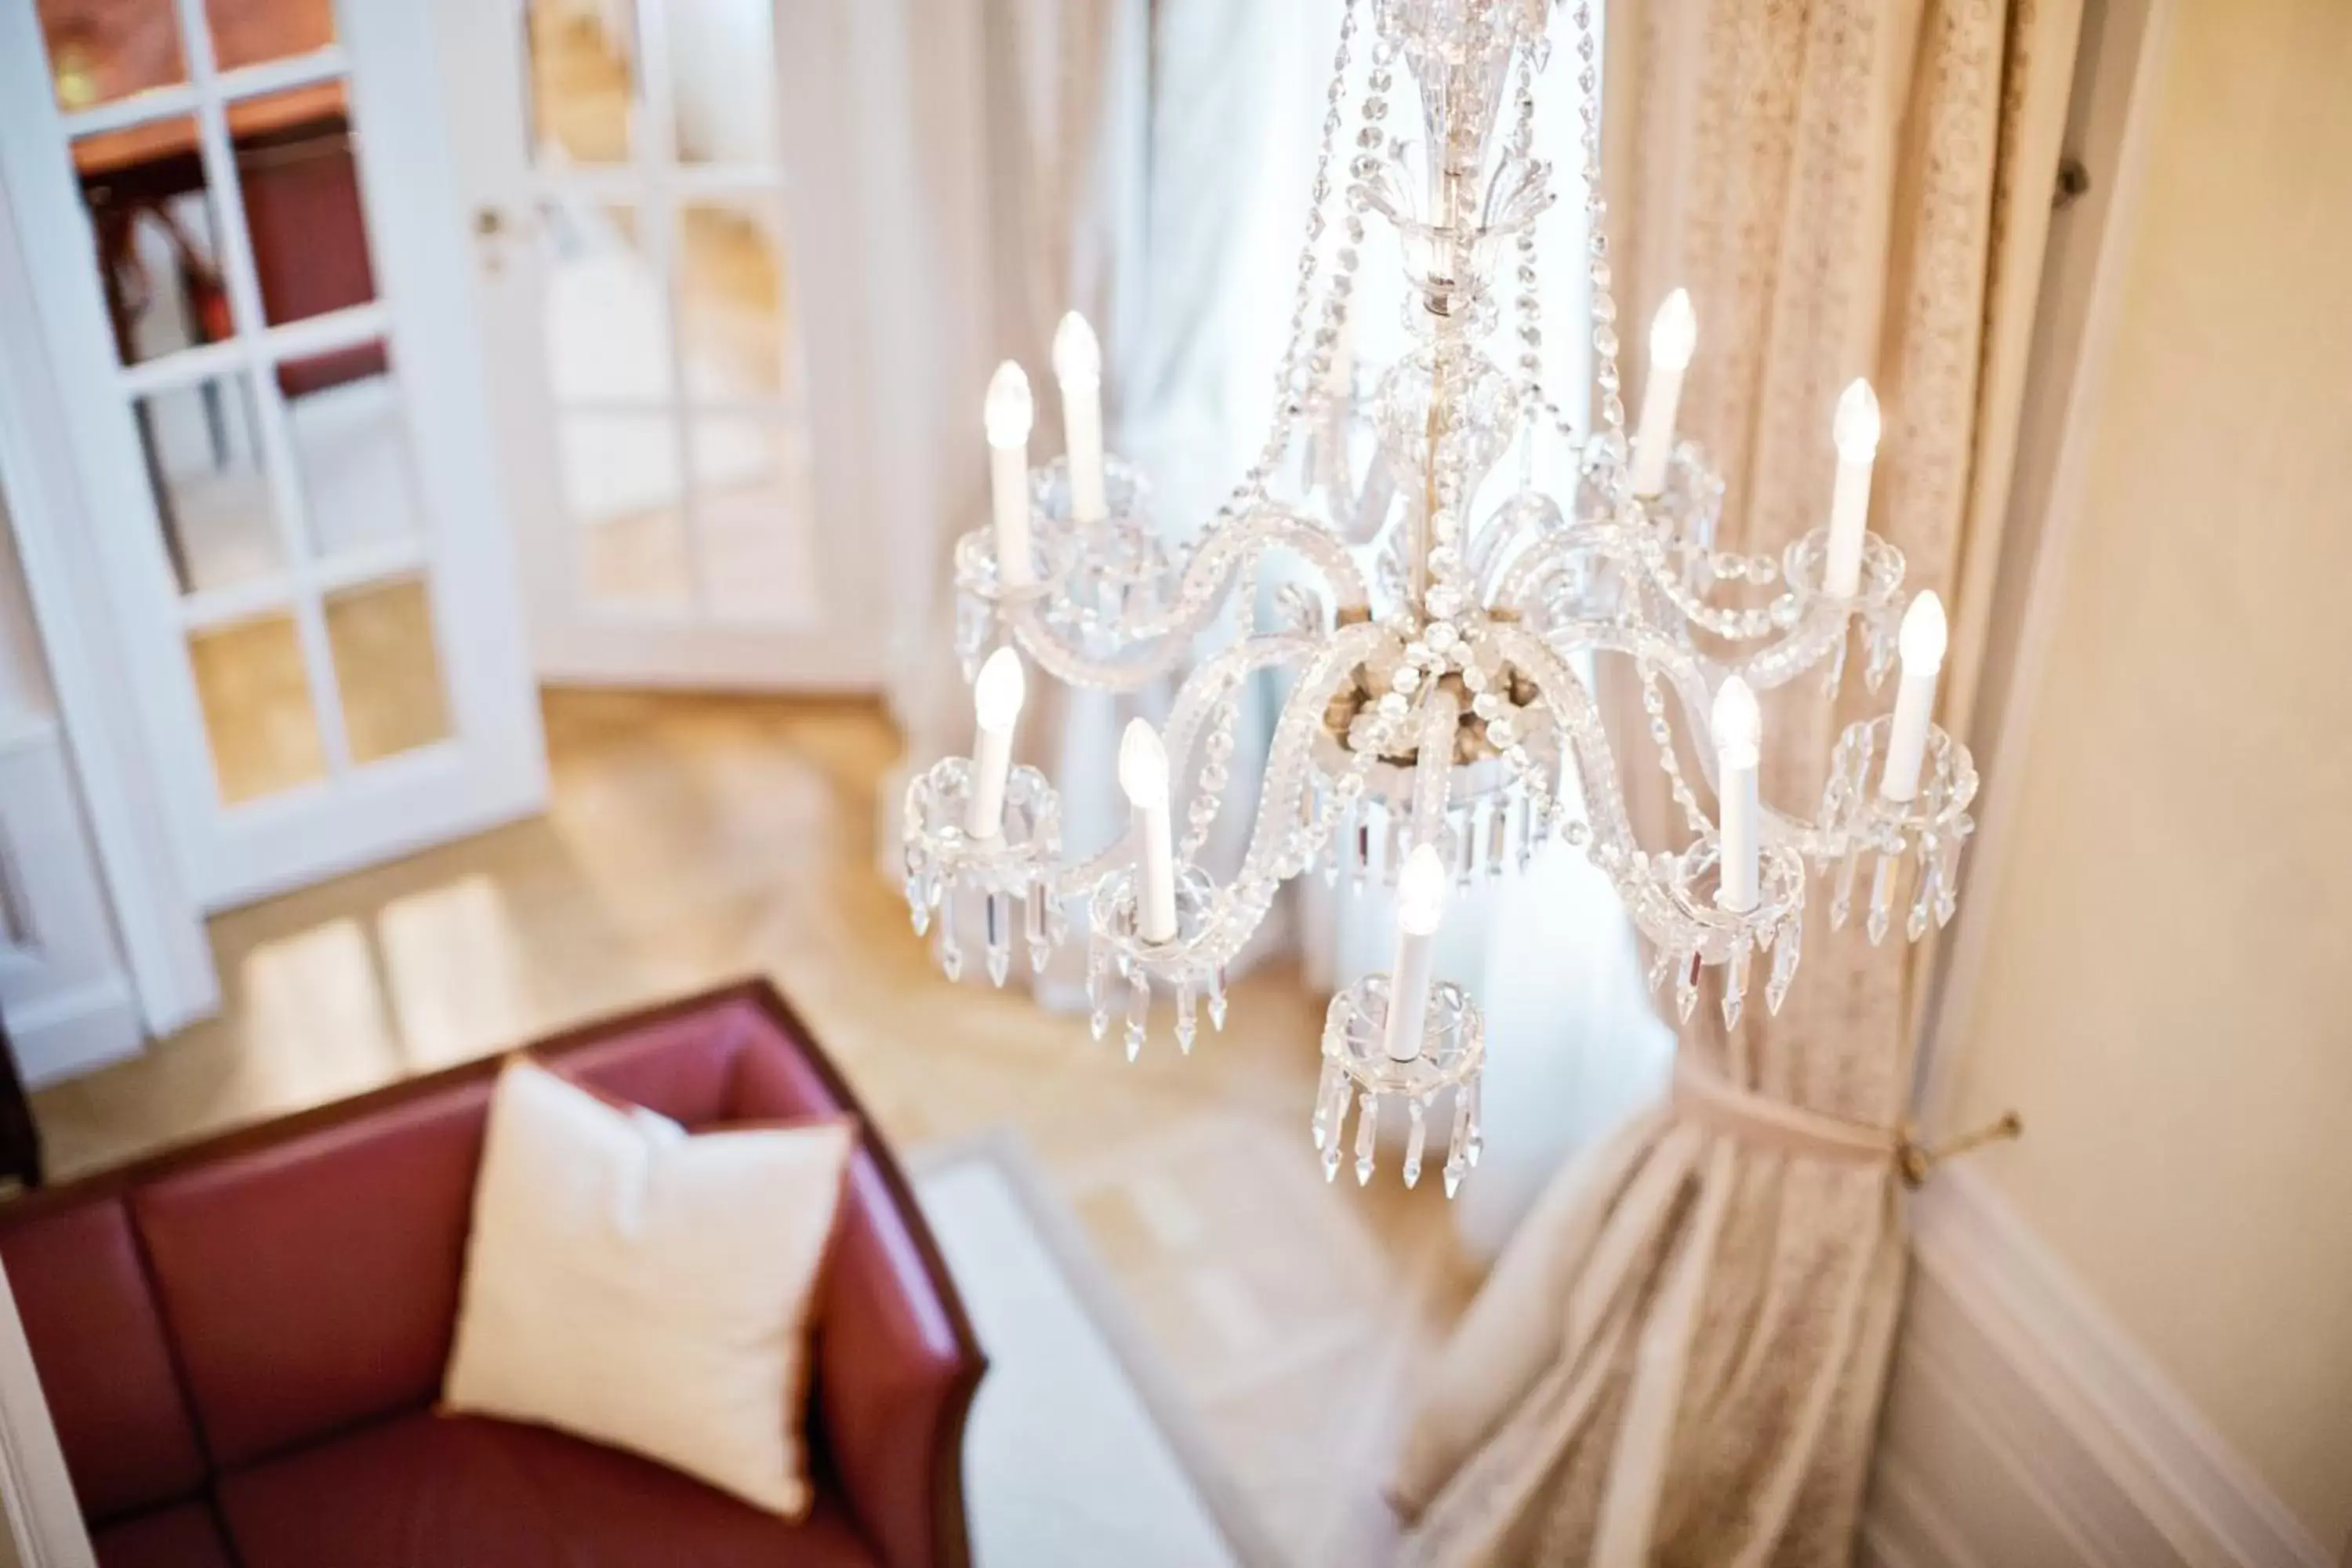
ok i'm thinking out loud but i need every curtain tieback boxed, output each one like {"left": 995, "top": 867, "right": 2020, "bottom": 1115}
{"left": 1671, "top": 1060, "right": 2021, "bottom": 1188}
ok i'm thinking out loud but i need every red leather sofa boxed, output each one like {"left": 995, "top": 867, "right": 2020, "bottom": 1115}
{"left": 0, "top": 982, "right": 985, "bottom": 1568}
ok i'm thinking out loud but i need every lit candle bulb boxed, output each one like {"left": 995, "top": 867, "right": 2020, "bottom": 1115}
{"left": 985, "top": 361, "right": 1034, "bottom": 585}
{"left": 1384, "top": 844, "right": 1449, "bottom": 1062}
{"left": 1053, "top": 312, "right": 1107, "bottom": 524}
{"left": 1880, "top": 591, "right": 1947, "bottom": 802}
{"left": 1824, "top": 379, "right": 1880, "bottom": 597}
{"left": 1629, "top": 289, "right": 1696, "bottom": 497}
{"left": 964, "top": 648, "right": 1026, "bottom": 839}
{"left": 1118, "top": 718, "right": 1179, "bottom": 942}
{"left": 1712, "top": 675, "right": 1762, "bottom": 912}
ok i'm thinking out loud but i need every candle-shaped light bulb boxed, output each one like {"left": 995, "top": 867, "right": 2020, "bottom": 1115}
{"left": 1051, "top": 309, "right": 1100, "bottom": 383}
{"left": 1711, "top": 675, "right": 1762, "bottom": 912}
{"left": 1898, "top": 587, "right": 1949, "bottom": 666}
{"left": 1824, "top": 378, "right": 1880, "bottom": 597}
{"left": 1397, "top": 843, "right": 1447, "bottom": 935}
{"left": 1116, "top": 717, "right": 1166, "bottom": 805}
{"left": 1119, "top": 718, "right": 1178, "bottom": 942}
{"left": 1834, "top": 377, "right": 1882, "bottom": 460}
{"left": 1629, "top": 289, "right": 1697, "bottom": 497}
{"left": 1053, "top": 311, "right": 1108, "bottom": 524}
{"left": 985, "top": 361, "right": 1034, "bottom": 586}
{"left": 1650, "top": 288, "right": 1698, "bottom": 371}
{"left": 973, "top": 645, "right": 1026, "bottom": 730}
{"left": 984, "top": 360, "right": 1033, "bottom": 447}
{"left": 1880, "top": 591, "right": 1947, "bottom": 802}
{"left": 1383, "top": 844, "right": 1450, "bottom": 1062}
{"left": 964, "top": 648, "right": 1026, "bottom": 839}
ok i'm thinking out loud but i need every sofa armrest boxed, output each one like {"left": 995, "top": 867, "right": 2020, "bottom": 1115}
{"left": 817, "top": 1157, "right": 985, "bottom": 1568}
{"left": 723, "top": 989, "right": 985, "bottom": 1566}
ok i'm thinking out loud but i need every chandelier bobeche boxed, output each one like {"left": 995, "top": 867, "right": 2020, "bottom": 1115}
{"left": 902, "top": 0, "right": 1976, "bottom": 1197}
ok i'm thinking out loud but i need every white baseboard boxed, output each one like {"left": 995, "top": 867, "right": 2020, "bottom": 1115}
{"left": 3, "top": 978, "right": 142, "bottom": 1088}
{"left": 0, "top": 724, "right": 148, "bottom": 1085}
{"left": 1867, "top": 1166, "right": 2333, "bottom": 1568}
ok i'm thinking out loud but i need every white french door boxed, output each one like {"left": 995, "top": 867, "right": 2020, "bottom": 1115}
{"left": 0, "top": 0, "right": 546, "bottom": 911}
{"left": 435, "top": 0, "right": 887, "bottom": 690}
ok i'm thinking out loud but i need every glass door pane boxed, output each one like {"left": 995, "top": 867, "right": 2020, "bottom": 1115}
{"left": 325, "top": 575, "right": 454, "bottom": 764}
{"left": 285, "top": 336, "right": 426, "bottom": 561}
{"left": 69, "top": 112, "right": 227, "bottom": 367}
{"left": 205, "top": 0, "right": 334, "bottom": 71}
{"left": 134, "top": 371, "right": 274, "bottom": 593}
{"left": 525, "top": 0, "right": 636, "bottom": 165}
{"left": 188, "top": 610, "right": 326, "bottom": 803}
{"left": 5, "top": 0, "right": 546, "bottom": 906}
{"left": 35, "top": 0, "right": 187, "bottom": 110}
{"left": 39, "top": 5, "right": 462, "bottom": 809}
{"left": 521, "top": 0, "right": 818, "bottom": 634}
{"left": 677, "top": 198, "right": 789, "bottom": 401}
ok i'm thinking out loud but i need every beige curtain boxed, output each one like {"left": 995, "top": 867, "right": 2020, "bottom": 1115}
{"left": 1389, "top": 2, "right": 2080, "bottom": 1563}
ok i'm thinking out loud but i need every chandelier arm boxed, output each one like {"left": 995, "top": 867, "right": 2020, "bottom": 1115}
{"left": 1043, "top": 630, "right": 1327, "bottom": 905}
{"left": 1529, "top": 617, "right": 1713, "bottom": 736}
{"left": 1534, "top": 616, "right": 1893, "bottom": 866}
{"left": 1171, "top": 621, "right": 1389, "bottom": 969}
{"left": 1160, "top": 633, "right": 1323, "bottom": 792}
{"left": 1488, "top": 515, "right": 1746, "bottom": 641}
{"left": 1047, "top": 842, "right": 1130, "bottom": 914}
{"left": 1001, "top": 506, "right": 1373, "bottom": 695}
{"left": 1639, "top": 550, "right": 1790, "bottom": 641}
{"left": 1483, "top": 511, "right": 1654, "bottom": 615}
{"left": 1491, "top": 515, "right": 1882, "bottom": 694}
{"left": 1002, "top": 604, "right": 1185, "bottom": 695}
{"left": 1482, "top": 622, "right": 1647, "bottom": 872}
{"left": 1537, "top": 616, "right": 1769, "bottom": 838}
{"left": 1730, "top": 603, "right": 1859, "bottom": 692}
{"left": 1493, "top": 621, "right": 1816, "bottom": 972}
{"left": 1503, "top": 612, "right": 1870, "bottom": 866}
{"left": 1044, "top": 622, "right": 1382, "bottom": 913}
{"left": 1157, "top": 505, "right": 1371, "bottom": 629}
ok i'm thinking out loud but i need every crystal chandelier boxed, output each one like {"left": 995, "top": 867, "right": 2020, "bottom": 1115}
{"left": 900, "top": 0, "right": 1977, "bottom": 1197}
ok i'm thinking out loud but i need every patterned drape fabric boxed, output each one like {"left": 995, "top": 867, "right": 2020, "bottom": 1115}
{"left": 1390, "top": 2, "right": 2080, "bottom": 1562}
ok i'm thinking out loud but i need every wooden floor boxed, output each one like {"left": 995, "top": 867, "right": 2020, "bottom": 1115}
{"left": 31, "top": 691, "right": 1479, "bottom": 1563}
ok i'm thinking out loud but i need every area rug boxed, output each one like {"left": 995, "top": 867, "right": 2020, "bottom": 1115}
{"left": 911, "top": 1132, "right": 1283, "bottom": 1568}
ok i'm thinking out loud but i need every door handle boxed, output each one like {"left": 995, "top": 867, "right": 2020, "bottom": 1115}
{"left": 473, "top": 206, "right": 532, "bottom": 274}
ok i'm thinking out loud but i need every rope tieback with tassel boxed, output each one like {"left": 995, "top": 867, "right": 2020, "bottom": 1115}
{"left": 1671, "top": 1058, "right": 2020, "bottom": 1187}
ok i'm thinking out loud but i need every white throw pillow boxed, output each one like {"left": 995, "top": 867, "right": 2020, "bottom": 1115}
{"left": 442, "top": 1057, "right": 852, "bottom": 1517}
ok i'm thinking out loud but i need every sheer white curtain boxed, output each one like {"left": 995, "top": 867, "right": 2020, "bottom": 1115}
{"left": 875, "top": 0, "right": 1283, "bottom": 1000}
{"left": 872, "top": 0, "right": 1150, "bottom": 759}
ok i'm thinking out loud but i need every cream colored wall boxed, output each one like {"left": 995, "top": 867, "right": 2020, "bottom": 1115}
{"left": 1944, "top": 0, "right": 2352, "bottom": 1544}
